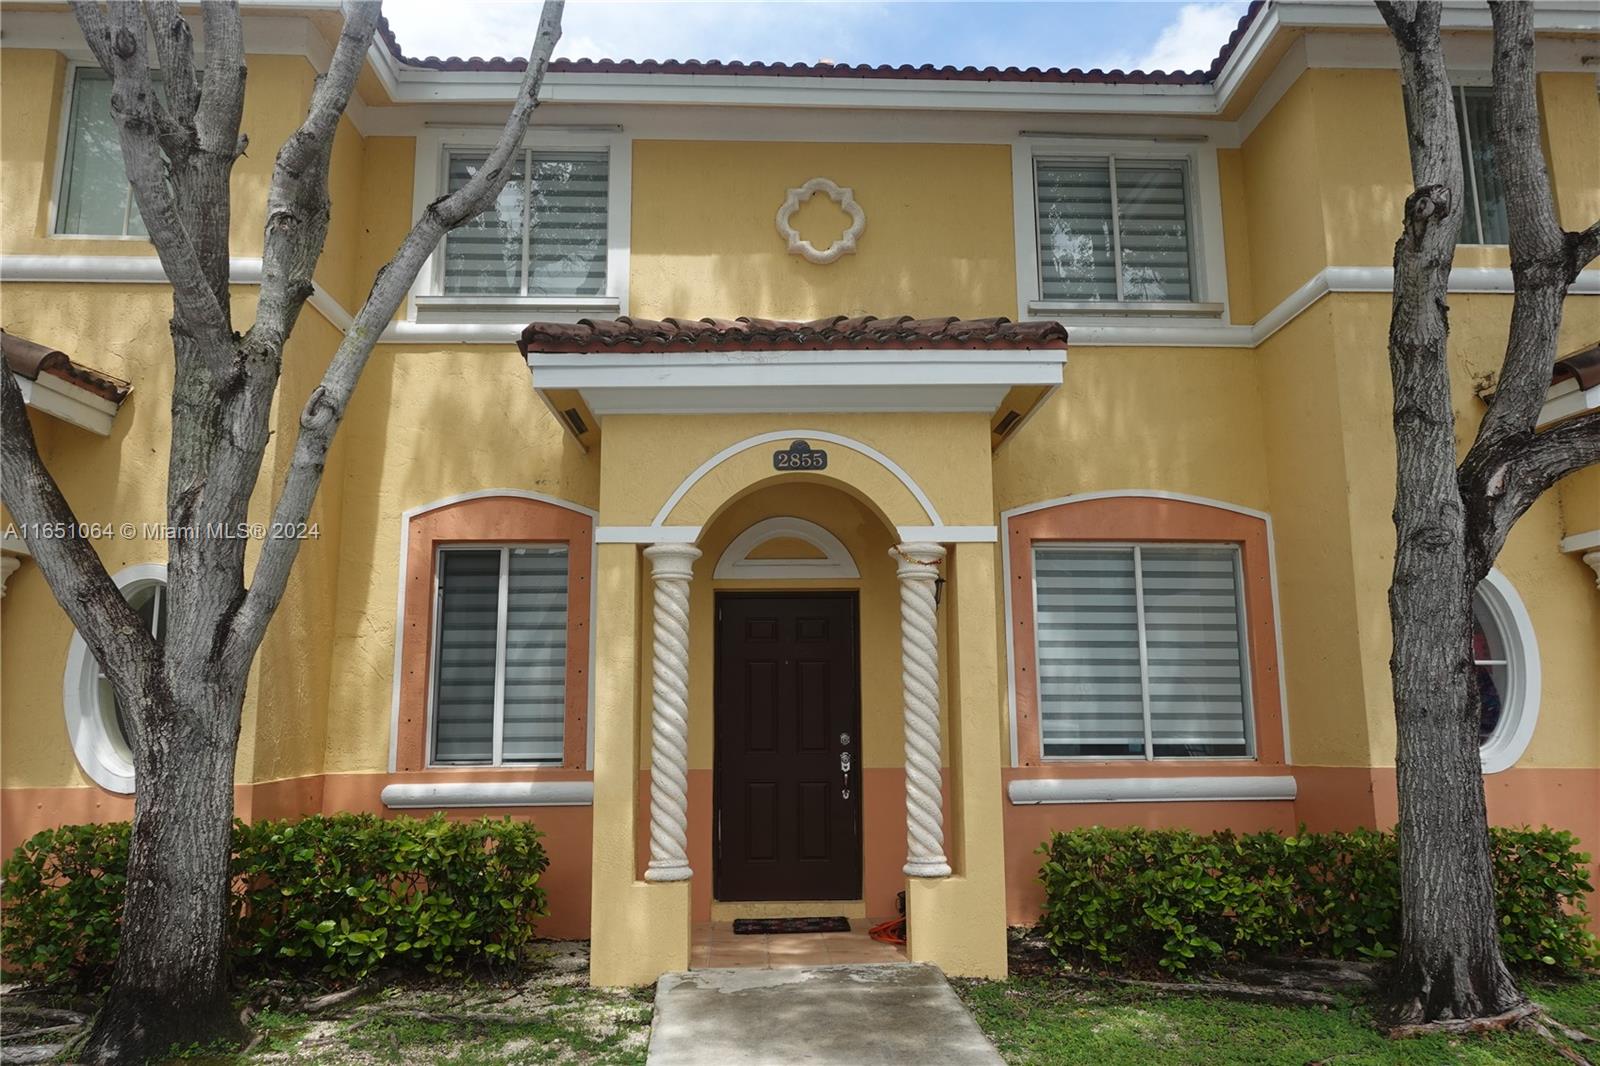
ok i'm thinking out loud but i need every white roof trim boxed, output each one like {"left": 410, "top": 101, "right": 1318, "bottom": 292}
{"left": 526, "top": 348, "right": 1065, "bottom": 418}
{"left": 14, "top": 373, "right": 120, "bottom": 436}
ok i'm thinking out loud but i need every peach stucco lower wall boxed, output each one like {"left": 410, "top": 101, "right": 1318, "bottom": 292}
{"left": 1001, "top": 766, "right": 1600, "bottom": 926}
{"left": 9, "top": 766, "right": 1594, "bottom": 938}
{"left": 1, "top": 773, "right": 595, "bottom": 940}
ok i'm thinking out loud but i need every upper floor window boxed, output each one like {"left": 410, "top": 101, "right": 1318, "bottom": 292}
{"left": 1454, "top": 86, "right": 1508, "bottom": 245}
{"left": 440, "top": 150, "right": 609, "bottom": 298}
{"left": 1033, "top": 544, "right": 1252, "bottom": 759}
{"left": 1036, "top": 156, "right": 1195, "bottom": 304}
{"left": 432, "top": 545, "right": 570, "bottom": 765}
{"left": 56, "top": 67, "right": 147, "bottom": 237}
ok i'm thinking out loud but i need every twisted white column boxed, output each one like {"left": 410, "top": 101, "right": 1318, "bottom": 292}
{"left": 893, "top": 542, "right": 951, "bottom": 878}
{"left": 643, "top": 543, "right": 699, "bottom": 882}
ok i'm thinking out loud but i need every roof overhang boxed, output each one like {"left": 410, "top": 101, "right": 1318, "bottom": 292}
{"left": 2, "top": 330, "right": 131, "bottom": 436}
{"left": 527, "top": 348, "right": 1066, "bottom": 452}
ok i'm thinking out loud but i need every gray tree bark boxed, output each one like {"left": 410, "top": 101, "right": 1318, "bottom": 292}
{"left": 0, "top": 2, "right": 564, "bottom": 1061}
{"left": 1376, "top": 0, "right": 1600, "bottom": 1026}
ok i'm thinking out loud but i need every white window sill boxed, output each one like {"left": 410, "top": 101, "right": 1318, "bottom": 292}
{"left": 1027, "top": 300, "right": 1225, "bottom": 320}
{"left": 413, "top": 294, "right": 620, "bottom": 327}
{"left": 380, "top": 780, "right": 594, "bottom": 809}
{"left": 1007, "top": 775, "right": 1297, "bottom": 805}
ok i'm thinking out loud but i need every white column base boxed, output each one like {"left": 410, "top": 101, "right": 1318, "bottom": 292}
{"left": 645, "top": 861, "right": 693, "bottom": 883}
{"left": 904, "top": 859, "right": 953, "bottom": 879}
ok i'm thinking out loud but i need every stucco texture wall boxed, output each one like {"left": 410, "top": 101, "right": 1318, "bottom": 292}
{"left": 320, "top": 345, "right": 599, "bottom": 775}
{"left": 629, "top": 141, "right": 1017, "bottom": 321}
{"left": 0, "top": 50, "right": 319, "bottom": 260}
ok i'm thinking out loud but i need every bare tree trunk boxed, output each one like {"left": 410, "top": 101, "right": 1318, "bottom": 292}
{"left": 1377, "top": 0, "right": 1600, "bottom": 1025}
{"left": 85, "top": 683, "right": 246, "bottom": 1060}
{"left": 0, "top": 3, "right": 564, "bottom": 1061}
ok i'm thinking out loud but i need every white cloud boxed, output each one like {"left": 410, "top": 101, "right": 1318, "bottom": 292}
{"left": 383, "top": 0, "right": 898, "bottom": 65}
{"left": 1126, "top": 1, "right": 1247, "bottom": 72}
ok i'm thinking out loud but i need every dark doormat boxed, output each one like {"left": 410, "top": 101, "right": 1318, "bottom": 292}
{"left": 732, "top": 916, "right": 851, "bottom": 935}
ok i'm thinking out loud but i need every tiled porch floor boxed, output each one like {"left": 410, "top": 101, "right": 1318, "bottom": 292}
{"left": 691, "top": 919, "right": 907, "bottom": 969}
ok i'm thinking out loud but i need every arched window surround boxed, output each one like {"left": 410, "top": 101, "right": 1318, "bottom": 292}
{"left": 1003, "top": 491, "right": 1288, "bottom": 770}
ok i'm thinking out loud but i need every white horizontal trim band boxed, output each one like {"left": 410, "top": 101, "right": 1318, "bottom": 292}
{"left": 1007, "top": 775, "right": 1298, "bottom": 805}
{"left": 379, "top": 780, "right": 594, "bottom": 809}
{"left": 5, "top": 255, "right": 1594, "bottom": 354}
{"left": 1559, "top": 530, "right": 1600, "bottom": 554}
{"left": 594, "top": 524, "right": 996, "bottom": 544}
{"left": 896, "top": 525, "right": 997, "bottom": 543}
{"left": 595, "top": 526, "right": 701, "bottom": 544}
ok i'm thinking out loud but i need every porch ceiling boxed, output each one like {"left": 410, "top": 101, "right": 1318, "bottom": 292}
{"left": 520, "top": 315, "right": 1069, "bottom": 452}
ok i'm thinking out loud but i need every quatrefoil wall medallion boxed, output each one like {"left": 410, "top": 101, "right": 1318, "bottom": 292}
{"left": 775, "top": 177, "right": 865, "bottom": 265}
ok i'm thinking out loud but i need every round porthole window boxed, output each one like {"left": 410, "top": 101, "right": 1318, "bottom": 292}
{"left": 62, "top": 562, "right": 166, "bottom": 794}
{"left": 1472, "top": 568, "right": 1540, "bottom": 774}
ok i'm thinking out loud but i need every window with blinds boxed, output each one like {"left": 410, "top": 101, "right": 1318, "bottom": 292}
{"left": 431, "top": 546, "right": 570, "bottom": 765}
{"left": 440, "top": 150, "right": 609, "bottom": 297}
{"left": 1033, "top": 544, "right": 1253, "bottom": 759}
{"left": 1035, "top": 157, "right": 1194, "bottom": 303}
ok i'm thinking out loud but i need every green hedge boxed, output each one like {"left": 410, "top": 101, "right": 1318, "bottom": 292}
{"left": 1038, "top": 826, "right": 1596, "bottom": 975}
{"left": 2, "top": 813, "right": 548, "bottom": 987}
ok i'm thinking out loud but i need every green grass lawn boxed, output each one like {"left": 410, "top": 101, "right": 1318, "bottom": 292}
{"left": 954, "top": 975, "right": 1600, "bottom": 1065}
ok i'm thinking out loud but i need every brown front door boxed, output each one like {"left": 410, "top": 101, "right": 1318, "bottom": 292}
{"left": 714, "top": 592, "right": 862, "bottom": 901}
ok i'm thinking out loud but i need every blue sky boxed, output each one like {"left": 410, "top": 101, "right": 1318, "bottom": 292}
{"left": 383, "top": 1, "right": 1251, "bottom": 75}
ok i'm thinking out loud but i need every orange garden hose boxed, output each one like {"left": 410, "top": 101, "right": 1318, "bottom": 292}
{"left": 868, "top": 916, "right": 906, "bottom": 945}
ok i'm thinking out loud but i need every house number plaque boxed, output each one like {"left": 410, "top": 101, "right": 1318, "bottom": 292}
{"left": 773, "top": 440, "right": 828, "bottom": 471}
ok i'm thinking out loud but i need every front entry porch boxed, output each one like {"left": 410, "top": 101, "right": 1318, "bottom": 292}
{"left": 520, "top": 314, "right": 1068, "bottom": 987}
{"left": 690, "top": 919, "right": 907, "bottom": 969}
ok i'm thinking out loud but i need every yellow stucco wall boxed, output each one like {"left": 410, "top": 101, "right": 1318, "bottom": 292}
{"left": 629, "top": 141, "right": 1018, "bottom": 321}
{"left": 3, "top": 16, "right": 1599, "bottom": 828}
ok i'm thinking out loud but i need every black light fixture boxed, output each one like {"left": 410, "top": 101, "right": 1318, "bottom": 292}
{"left": 934, "top": 575, "right": 946, "bottom": 606}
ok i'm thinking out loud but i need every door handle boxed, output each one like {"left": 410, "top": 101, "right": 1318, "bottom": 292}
{"left": 840, "top": 750, "right": 853, "bottom": 800}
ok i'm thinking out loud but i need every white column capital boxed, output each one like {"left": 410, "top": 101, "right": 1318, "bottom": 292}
{"left": 891, "top": 542, "right": 946, "bottom": 581}
{"left": 645, "top": 543, "right": 702, "bottom": 580}
{"left": 644, "top": 541, "right": 697, "bottom": 883}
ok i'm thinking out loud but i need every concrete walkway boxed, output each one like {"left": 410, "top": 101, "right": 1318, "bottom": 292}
{"left": 647, "top": 963, "right": 1005, "bottom": 1066}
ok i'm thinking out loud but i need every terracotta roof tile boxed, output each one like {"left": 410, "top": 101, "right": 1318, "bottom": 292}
{"left": 1, "top": 330, "right": 132, "bottom": 404}
{"left": 377, "top": 2, "right": 1262, "bottom": 85}
{"left": 1553, "top": 342, "right": 1600, "bottom": 389}
{"left": 519, "top": 314, "right": 1069, "bottom": 355}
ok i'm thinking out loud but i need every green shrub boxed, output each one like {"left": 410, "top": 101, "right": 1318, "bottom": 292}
{"left": 1, "top": 821, "right": 129, "bottom": 987}
{"left": 1037, "top": 825, "right": 1594, "bottom": 976}
{"left": 2, "top": 813, "right": 548, "bottom": 987}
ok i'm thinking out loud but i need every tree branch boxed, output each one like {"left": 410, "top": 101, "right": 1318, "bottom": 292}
{"left": 246, "top": 0, "right": 380, "bottom": 357}
{"left": 1464, "top": 410, "right": 1600, "bottom": 574}
{"left": 192, "top": 0, "right": 249, "bottom": 311}
{"left": 0, "top": 366, "right": 158, "bottom": 710}
{"left": 70, "top": 2, "right": 229, "bottom": 346}
{"left": 1466, "top": 2, "right": 1572, "bottom": 463}
{"left": 227, "top": 0, "right": 566, "bottom": 670}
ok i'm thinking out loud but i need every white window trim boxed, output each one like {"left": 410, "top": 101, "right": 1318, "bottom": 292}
{"left": 426, "top": 542, "right": 571, "bottom": 769}
{"left": 1030, "top": 539, "right": 1256, "bottom": 763}
{"left": 407, "top": 126, "right": 630, "bottom": 325}
{"left": 62, "top": 561, "right": 165, "bottom": 794}
{"left": 49, "top": 61, "right": 152, "bottom": 242}
{"left": 1012, "top": 136, "right": 1230, "bottom": 325}
{"left": 1475, "top": 567, "right": 1540, "bottom": 775}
